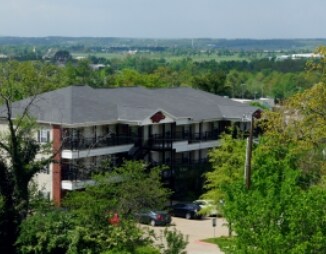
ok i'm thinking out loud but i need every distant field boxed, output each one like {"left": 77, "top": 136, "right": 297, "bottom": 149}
{"left": 71, "top": 52, "right": 272, "bottom": 62}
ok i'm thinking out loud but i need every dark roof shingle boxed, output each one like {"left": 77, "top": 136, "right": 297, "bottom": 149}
{"left": 0, "top": 85, "right": 258, "bottom": 125}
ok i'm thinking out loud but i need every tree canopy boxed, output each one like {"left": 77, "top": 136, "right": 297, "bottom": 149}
{"left": 203, "top": 46, "right": 326, "bottom": 252}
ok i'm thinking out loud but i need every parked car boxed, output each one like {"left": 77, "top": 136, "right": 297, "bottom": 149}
{"left": 168, "top": 203, "right": 202, "bottom": 219}
{"left": 134, "top": 210, "right": 171, "bottom": 226}
{"left": 193, "top": 199, "right": 219, "bottom": 217}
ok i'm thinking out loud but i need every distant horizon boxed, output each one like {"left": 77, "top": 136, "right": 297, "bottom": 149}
{"left": 1, "top": 35, "right": 326, "bottom": 40}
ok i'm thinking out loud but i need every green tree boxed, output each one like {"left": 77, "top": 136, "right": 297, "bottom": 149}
{"left": 203, "top": 135, "right": 246, "bottom": 204}
{"left": 204, "top": 47, "right": 326, "bottom": 252}
{"left": 0, "top": 62, "right": 54, "bottom": 253}
{"left": 112, "top": 68, "right": 147, "bottom": 87}
{"left": 192, "top": 71, "right": 227, "bottom": 95}
{"left": 17, "top": 161, "right": 172, "bottom": 253}
{"left": 203, "top": 135, "right": 246, "bottom": 235}
{"left": 64, "top": 161, "right": 171, "bottom": 216}
{"left": 222, "top": 137, "right": 326, "bottom": 253}
{"left": 262, "top": 82, "right": 326, "bottom": 185}
{"left": 53, "top": 50, "right": 72, "bottom": 64}
{"left": 16, "top": 206, "right": 149, "bottom": 254}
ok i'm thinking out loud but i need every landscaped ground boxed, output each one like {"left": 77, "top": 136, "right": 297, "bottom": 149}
{"left": 141, "top": 216, "right": 229, "bottom": 254}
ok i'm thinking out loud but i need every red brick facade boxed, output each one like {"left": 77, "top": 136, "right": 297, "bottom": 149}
{"left": 52, "top": 125, "right": 62, "bottom": 206}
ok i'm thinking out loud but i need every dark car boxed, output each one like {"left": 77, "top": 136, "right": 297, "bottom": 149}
{"left": 168, "top": 203, "right": 202, "bottom": 219}
{"left": 134, "top": 210, "right": 172, "bottom": 226}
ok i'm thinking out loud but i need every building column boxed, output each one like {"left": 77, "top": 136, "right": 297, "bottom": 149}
{"left": 52, "top": 125, "right": 62, "bottom": 206}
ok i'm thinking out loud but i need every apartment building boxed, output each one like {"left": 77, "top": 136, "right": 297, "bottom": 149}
{"left": 0, "top": 85, "right": 258, "bottom": 205}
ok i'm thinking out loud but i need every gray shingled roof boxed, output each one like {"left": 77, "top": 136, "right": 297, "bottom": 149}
{"left": 0, "top": 85, "right": 258, "bottom": 125}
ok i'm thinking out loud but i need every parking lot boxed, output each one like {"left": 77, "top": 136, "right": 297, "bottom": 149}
{"left": 142, "top": 216, "right": 229, "bottom": 254}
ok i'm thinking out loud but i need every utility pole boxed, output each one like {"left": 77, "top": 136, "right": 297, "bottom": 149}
{"left": 244, "top": 114, "right": 254, "bottom": 189}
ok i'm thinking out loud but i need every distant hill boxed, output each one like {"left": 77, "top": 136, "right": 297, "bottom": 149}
{"left": 0, "top": 36, "right": 325, "bottom": 51}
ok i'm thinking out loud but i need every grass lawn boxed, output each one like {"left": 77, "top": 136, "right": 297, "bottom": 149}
{"left": 203, "top": 236, "right": 238, "bottom": 254}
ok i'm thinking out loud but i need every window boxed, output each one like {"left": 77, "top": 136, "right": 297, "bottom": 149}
{"left": 38, "top": 129, "right": 50, "bottom": 143}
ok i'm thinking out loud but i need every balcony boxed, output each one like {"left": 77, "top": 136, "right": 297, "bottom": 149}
{"left": 174, "top": 157, "right": 209, "bottom": 167}
{"left": 61, "top": 165, "right": 95, "bottom": 190}
{"left": 62, "top": 163, "right": 98, "bottom": 180}
{"left": 61, "top": 161, "right": 126, "bottom": 190}
{"left": 147, "top": 134, "right": 173, "bottom": 150}
{"left": 147, "top": 130, "right": 220, "bottom": 152}
{"left": 187, "top": 131, "right": 220, "bottom": 143}
{"left": 62, "top": 134, "right": 135, "bottom": 150}
{"left": 152, "top": 130, "right": 219, "bottom": 142}
{"left": 155, "top": 158, "right": 210, "bottom": 180}
{"left": 61, "top": 135, "right": 136, "bottom": 159}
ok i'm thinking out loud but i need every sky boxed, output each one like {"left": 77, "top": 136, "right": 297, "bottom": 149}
{"left": 0, "top": 0, "right": 325, "bottom": 39}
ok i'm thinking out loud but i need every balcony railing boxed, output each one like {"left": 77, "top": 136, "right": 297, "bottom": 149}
{"left": 61, "top": 163, "right": 118, "bottom": 181}
{"left": 150, "top": 158, "right": 208, "bottom": 168}
{"left": 62, "top": 135, "right": 135, "bottom": 150}
{"left": 62, "top": 165, "right": 93, "bottom": 181}
{"left": 156, "top": 158, "right": 210, "bottom": 179}
{"left": 187, "top": 131, "right": 220, "bottom": 143}
{"left": 147, "top": 135, "right": 173, "bottom": 150}
{"left": 147, "top": 130, "right": 220, "bottom": 148}
{"left": 62, "top": 130, "right": 220, "bottom": 151}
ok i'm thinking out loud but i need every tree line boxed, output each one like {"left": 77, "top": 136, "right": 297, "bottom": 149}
{"left": 0, "top": 50, "right": 320, "bottom": 102}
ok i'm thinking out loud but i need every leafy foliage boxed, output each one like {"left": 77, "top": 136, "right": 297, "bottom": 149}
{"left": 64, "top": 161, "right": 171, "bottom": 216}
{"left": 203, "top": 135, "right": 246, "bottom": 204}
{"left": 222, "top": 138, "right": 326, "bottom": 253}
{"left": 0, "top": 62, "right": 56, "bottom": 252}
{"left": 16, "top": 161, "right": 175, "bottom": 253}
{"left": 16, "top": 207, "right": 148, "bottom": 254}
{"left": 161, "top": 228, "right": 188, "bottom": 254}
{"left": 262, "top": 83, "right": 326, "bottom": 186}
{"left": 203, "top": 47, "right": 326, "bottom": 252}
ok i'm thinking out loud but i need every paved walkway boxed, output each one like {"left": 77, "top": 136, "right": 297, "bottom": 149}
{"left": 143, "top": 217, "right": 229, "bottom": 254}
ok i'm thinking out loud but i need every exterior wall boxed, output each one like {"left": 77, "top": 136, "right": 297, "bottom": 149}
{"left": 142, "top": 112, "right": 175, "bottom": 125}
{"left": 34, "top": 163, "right": 52, "bottom": 199}
{"left": 34, "top": 121, "right": 53, "bottom": 198}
